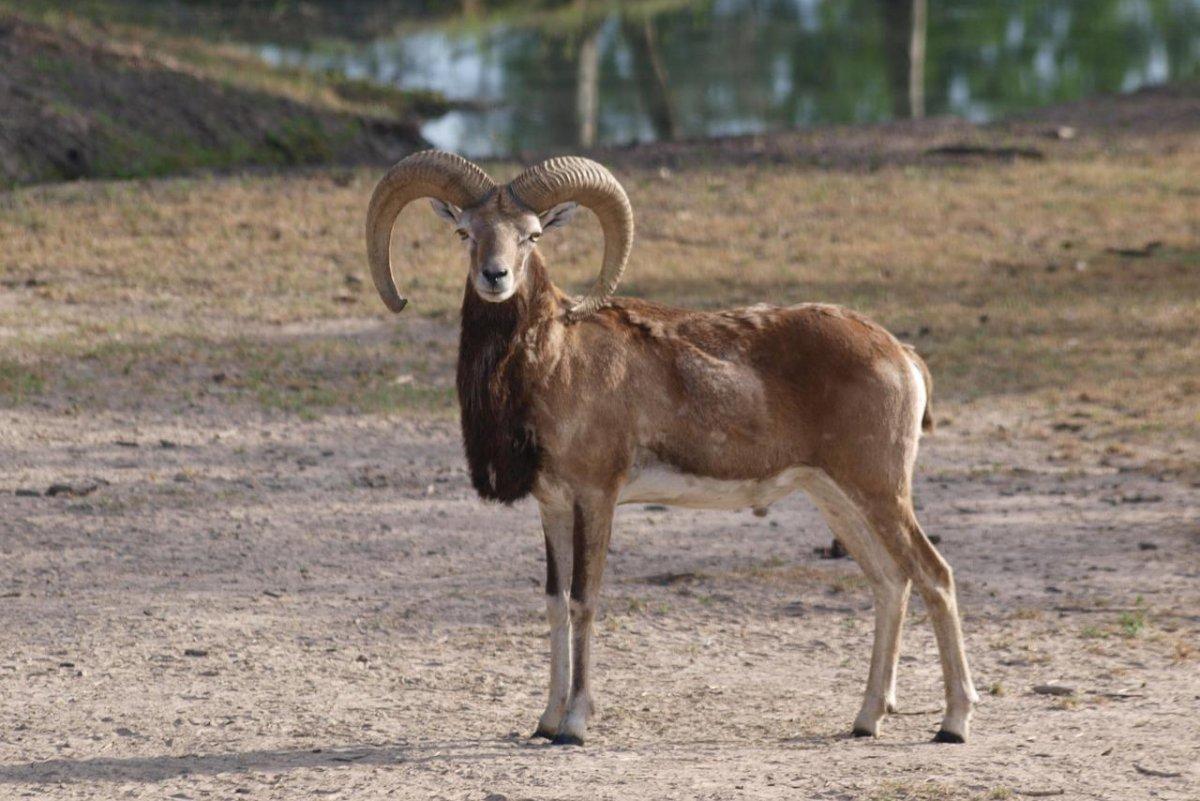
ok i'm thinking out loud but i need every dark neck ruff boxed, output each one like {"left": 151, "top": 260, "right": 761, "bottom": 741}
{"left": 455, "top": 258, "right": 553, "bottom": 503}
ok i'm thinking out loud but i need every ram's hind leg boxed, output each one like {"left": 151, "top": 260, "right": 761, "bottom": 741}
{"left": 865, "top": 498, "right": 978, "bottom": 743}
{"left": 534, "top": 502, "right": 574, "bottom": 740}
{"left": 809, "top": 480, "right": 910, "bottom": 738}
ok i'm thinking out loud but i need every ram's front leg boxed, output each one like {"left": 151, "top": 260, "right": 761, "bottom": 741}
{"left": 553, "top": 493, "right": 615, "bottom": 746}
{"left": 534, "top": 502, "right": 574, "bottom": 739}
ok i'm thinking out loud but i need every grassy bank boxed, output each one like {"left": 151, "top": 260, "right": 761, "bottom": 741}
{"left": 1, "top": 94, "right": 1197, "bottom": 479}
{"left": 0, "top": 7, "right": 440, "bottom": 186}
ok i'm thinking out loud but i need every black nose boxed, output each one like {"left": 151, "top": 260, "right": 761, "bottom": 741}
{"left": 482, "top": 265, "right": 509, "bottom": 285}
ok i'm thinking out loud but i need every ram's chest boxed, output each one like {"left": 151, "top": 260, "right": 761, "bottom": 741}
{"left": 618, "top": 459, "right": 821, "bottom": 511}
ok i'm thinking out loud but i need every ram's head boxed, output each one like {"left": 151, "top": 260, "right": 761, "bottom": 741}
{"left": 366, "top": 151, "right": 633, "bottom": 315}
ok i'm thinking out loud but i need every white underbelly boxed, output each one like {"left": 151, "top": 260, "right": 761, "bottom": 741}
{"left": 618, "top": 461, "right": 823, "bottom": 511}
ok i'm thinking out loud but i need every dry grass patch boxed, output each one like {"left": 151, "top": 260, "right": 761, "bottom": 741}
{"left": 1, "top": 145, "right": 1197, "bottom": 474}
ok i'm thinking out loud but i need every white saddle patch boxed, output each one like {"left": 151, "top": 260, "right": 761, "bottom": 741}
{"left": 618, "top": 459, "right": 825, "bottom": 511}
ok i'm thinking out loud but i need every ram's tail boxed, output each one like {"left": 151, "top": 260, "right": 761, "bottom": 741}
{"left": 901, "top": 343, "right": 934, "bottom": 433}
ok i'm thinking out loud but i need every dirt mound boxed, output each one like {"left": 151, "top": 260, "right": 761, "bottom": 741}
{"left": 0, "top": 13, "right": 426, "bottom": 186}
{"left": 592, "top": 83, "right": 1200, "bottom": 172}
{"left": 1000, "top": 82, "right": 1200, "bottom": 137}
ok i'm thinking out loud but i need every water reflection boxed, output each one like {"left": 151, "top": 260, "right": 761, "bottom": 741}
{"left": 257, "top": 0, "right": 1200, "bottom": 157}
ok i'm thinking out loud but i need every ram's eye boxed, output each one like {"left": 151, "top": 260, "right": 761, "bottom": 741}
{"left": 527, "top": 233, "right": 541, "bottom": 244}
{"left": 457, "top": 230, "right": 470, "bottom": 242}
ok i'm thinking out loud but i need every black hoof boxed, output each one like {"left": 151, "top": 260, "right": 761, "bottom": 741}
{"left": 531, "top": 726, "right": 556, "bottom": 740}
{"left": 852, "top": 727, "right": 876, "bottom": 738}
{"left": 816, "top": 539, "right": 849, "bottom": 560}
{"left": 933, "top": 729, "right": 965, "bottom": 744}
{"left": 550, "top": 733, "right": 584, "bottom": 747}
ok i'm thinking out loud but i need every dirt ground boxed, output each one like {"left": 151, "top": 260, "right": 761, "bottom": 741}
{"left": 1, "top": 76, "right": 1197, "bottom": 800}
{"left": 1, "top": 395, "right": 1197, "bottom": 800}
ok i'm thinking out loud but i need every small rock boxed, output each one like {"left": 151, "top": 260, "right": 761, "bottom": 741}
{"left": 354, "top": 469, "right": 389, "bottom": 489}
{"left": 159, "top": 439, "right": 178, "bottom": 449}
{"left": 0, "top": 276, "right": 48, "bottom": 288}
{"left": 115, "top": 440, "right": 139, "bottom": 448}
{"left": 114, "top": 727, "right": 137, "bottom": 737}
{"left": 1032, "top": 684, "right": 1076, "bottom": 696}
{"left": 183, "top": 648, "right": 209, "bottom": 658}
{"left": 1138, "top": 542, "right": 1159, "bottom": 551}
{"left": 1106, "top": 241, "right": 1162, "bottom": 258}
{"left": 46, "top": 482, "right": 99, "bottom": 498}
{"left": 643, "top": 504, "right": 668, "bottom": 512}
{"left": 15, "top": 488, "right": 40, "bottom": 497}
{"left": 1105, "top": 492, "right": 1164, "bottom": 506}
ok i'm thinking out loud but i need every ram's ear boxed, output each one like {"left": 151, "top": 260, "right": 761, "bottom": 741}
{"left": 538, "top": 201, "right": 579, "bottom": 232}
{"left": 429, "top": 199, "right": 463, "bottom": 225}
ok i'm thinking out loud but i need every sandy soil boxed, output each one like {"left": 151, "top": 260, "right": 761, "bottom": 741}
{"left": 1, "top": 400, "right": 1197, "bottom": 800}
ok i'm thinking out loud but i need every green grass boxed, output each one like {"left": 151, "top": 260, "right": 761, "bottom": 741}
{"left": 1118, "top": 610, "right": 1147, "bottom": 638}
{"left": 0, "top": 361, "right": 45, "bottom": 406}
{"left": 868, "top": 780, "right": 959, "bottom": 801}
{"left": 5, "top": 326, "right": 457, "bottom": 419}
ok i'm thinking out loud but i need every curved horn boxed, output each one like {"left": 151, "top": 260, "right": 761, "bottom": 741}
{"left": 507, "top": 156, "right": 634, "bottom": 317}
{"left": 366, "top": 150, "right": 496, "bottom": 312}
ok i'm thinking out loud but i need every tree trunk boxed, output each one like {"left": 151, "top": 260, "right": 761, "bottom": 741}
{"left": 625, "top": 17, "right": 677, "bottom": 141}
{"left": 576, "top": 25, "right": 601, "bottom": 147}
{"left": 882, "top": 0, "right": 926, "bottom": 119}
